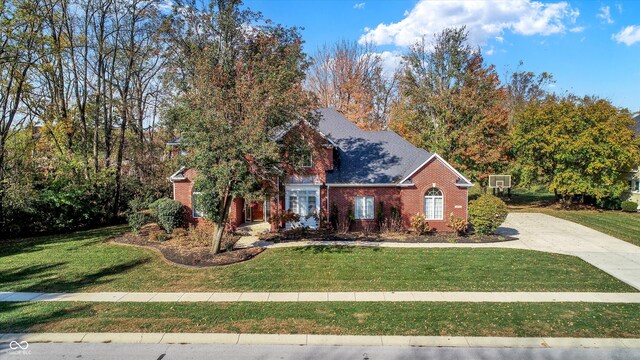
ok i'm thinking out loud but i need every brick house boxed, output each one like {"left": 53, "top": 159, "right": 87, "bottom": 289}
{"left": 169, "top": 108, "right": 473, "bottom": 231}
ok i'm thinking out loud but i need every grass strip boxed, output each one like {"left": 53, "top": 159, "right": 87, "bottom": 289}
{"left": 1, "top": 301, "right": 639, "bottom": 338}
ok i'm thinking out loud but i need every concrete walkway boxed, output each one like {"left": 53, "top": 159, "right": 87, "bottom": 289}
{"left": 2, "top": 291, "right": 640, "bottom": 303}
{"left": 1, "top": 332, "right": 640, "bottom": 348}
{"left": 236, "top": 213, "right": 640, "bottom": 290}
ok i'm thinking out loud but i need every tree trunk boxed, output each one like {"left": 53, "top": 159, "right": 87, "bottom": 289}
{"left": 211, "top": 192, "right": 233, "bottom": 254}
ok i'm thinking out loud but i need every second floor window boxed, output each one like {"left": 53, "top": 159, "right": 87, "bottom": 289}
{"left": 300, "top": 147, "right": 313, "bottom": 168}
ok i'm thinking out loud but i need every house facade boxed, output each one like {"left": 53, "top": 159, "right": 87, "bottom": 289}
{"left": 169, "top": 109, "right": 473, "bottom": 231}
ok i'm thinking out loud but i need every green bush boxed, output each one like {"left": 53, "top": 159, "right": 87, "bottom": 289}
{"left": 127, "top": 212, "right": 147, "bottom": 234}
{"left": 621, "top": 200, "right": 638, "bottom": 212}
{"left": 154, "top": 198, "right": 185, "bottom": 233}
{"left": 469, "top": 194, "right": 508, "bottom": 235}
{"left": 128, "top": 197, "right": 149, "bottom": 212}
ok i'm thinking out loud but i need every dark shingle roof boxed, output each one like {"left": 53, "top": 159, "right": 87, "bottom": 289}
{"left": 317, "top": 108, "right": 435, "bottom": 184}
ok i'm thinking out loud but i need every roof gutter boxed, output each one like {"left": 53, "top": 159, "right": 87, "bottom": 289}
{"left": 326, "top": 183, "right": 413, "bottom": 188}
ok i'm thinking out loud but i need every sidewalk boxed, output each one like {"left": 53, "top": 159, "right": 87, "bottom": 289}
{"left": 1, "top": 332, "right": 640, "bottom": 348}
{"left": 1, "top": 291, "right": 640, "bottom": 303}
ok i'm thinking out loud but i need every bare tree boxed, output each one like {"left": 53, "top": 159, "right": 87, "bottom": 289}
{"left": 307, "top": 41, "right": 395, "bottom": 130}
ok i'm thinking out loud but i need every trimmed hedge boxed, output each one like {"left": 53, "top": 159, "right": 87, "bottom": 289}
{"left": 469, "top": 194, "right": 508, "bottom": 235}
{"left": 152, "top": 198, "right": 185, "bottom": 233}
{"left": 621, "top": 200, "right": 638, "bottom": 212}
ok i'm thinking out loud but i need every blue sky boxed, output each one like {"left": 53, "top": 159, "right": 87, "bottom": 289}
{"left": 244, "top": 0, "right": 640, "bottom": 112}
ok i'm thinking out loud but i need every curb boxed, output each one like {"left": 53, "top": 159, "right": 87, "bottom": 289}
{"left": 1, "top": 333, "right": 640, "bottom": 348}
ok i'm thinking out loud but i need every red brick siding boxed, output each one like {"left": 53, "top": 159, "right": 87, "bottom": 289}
{"left": 328, "top": 187, "right": 402, "bottom": 231}
{"left": 400, "top": 157, "right": 468, "bottom": 231}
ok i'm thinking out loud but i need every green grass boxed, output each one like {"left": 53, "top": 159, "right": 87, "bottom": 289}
{"left": 0, "top": 226, "right": 635, "bottom": 292}
{"left": 1, "top": 301, "right": 639, "bottom": 338}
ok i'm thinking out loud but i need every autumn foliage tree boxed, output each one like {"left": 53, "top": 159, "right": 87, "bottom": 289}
{"left": 164, "top": 0, "right": 316, "bottom": 253}
{"left": 390, "top": 27, "right": 511, "bottom": 188}
{"left": 511, "top": 95, "right": 640, "bottom": 205}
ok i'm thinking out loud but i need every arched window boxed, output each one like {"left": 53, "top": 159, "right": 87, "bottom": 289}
{"left": 424, "top": 188, "right": 443, "bottom": 220}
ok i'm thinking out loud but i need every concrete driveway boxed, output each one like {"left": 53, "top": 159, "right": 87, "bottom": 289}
{"left": 496, "top": 213, "right": 640, "bottom": 290}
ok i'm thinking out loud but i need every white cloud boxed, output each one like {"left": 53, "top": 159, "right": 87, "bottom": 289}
{"left": 569, "top": 26, "right": 585, "bottom": 33}
{"left": 486, "top": 47, "right": 495, "bottom": 55}
{"left": 372, "top": 51, "right": 403, "bottom": 77}
{"left": 358, "top": 0, "right": 580, "bottom": 47}
{"left": 354, "top": 2, "right": 365, "bottom": 9}
{"left": 616, "top": 4, "right": 623, "bottom": 14}
{"left": 613, "top": 25, "right": 640, "bottom": 46}
{"left": 495, "top": 36, "right": 504, "bottom": 43}
{"left": 597, "top": 6, "right": 614, "bottom": 24}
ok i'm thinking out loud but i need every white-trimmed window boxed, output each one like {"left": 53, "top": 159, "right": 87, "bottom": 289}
{"left": 424, "top": 188, "right": 443, "bottom": 220}
{"left": 192, "top": 192, "right": 204, "bottom": 218}
{"left": 354, "top": 196, "right": 374, "bottom": 220}
{"left": 288, "top": 190, "right": 317, "bottom": 217}
{"left": 300, "top": 148, "right": 313, "bottom": 168}
{"left": 631, "top": 180, "right": 640, "bottom": 193}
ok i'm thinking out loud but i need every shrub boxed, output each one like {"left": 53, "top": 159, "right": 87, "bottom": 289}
{"left": 448, "top": 213, "right": 468, "bottom": 235}
{"left": 270, "top": 209, "right": 301, "bottom": 226}
{"left": 172, "top": 227, "right": 188, "bottom": 237}
{"left": 621, "top": 200, "right": 638, "bottom": 212}
{"left": 154, "top": 198, "right": 185, "bottom": 234}
{"left": 375, "top": 201, "right": 385, "bottom": 228}
{"left": 410, "top": 213, "right": 430, "bottom": 235}
{"left": 390, "top": 206, "right": 401, "bottom": 221}
{"left": 329, "top": 202, "right": 339, "bottom": 230}
{"left": 128, "top": 197, "right": 149, "bottom": 212}
{"left": 380, "top": 217, "right": 403, "bottom": 233}
{"left": 188, "top": 223, "right": 213, "bottom": 246}
{"left": 469, "top": 194, "right": 508, "bottom": 235}
{"left": 149, "top": 230, "right": 169, "bottom": 242}
{"left": 127, "top": 212, "right": 147, "bottom": 234}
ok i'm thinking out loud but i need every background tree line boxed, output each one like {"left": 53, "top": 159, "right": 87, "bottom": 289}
{"left": 1, "top": 0, "right": 170, "bottom": 237}
{"left": 1, "top": 0, "right": 638, "bottom": 238}
{"left": 306, "top": 27, "right": 639, "bottom": 207}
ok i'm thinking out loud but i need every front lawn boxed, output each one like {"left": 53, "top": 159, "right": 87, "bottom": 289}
{"left": 0, "top": 226, "right": 634, "bottom": 292}
{"left": 1, "top": 301, "right": 639, "bottom": 338}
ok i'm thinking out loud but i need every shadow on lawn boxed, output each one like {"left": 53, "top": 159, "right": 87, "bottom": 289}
{"left": 0, "top": 301, "right": 93, "bottom": 333}
{"left": 292, "top": 245, "right": 382, "bottom": 254}
{"left": 0, "top": 259, "right": 149, "bottom": 293}
{"left": 0, "top": 225, "right": 128, "bottom": 260}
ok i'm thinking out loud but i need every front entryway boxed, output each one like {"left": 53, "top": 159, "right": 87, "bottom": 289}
{"left": 284, "top": 185, "right": 320, "bottom": 228}
{"left": 244, "top": 200, "right": 269, "bottom": 223}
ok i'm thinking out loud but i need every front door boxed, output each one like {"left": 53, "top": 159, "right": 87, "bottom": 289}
{"left": 252, "top": 201, "right": 264, "bottom": 221}
{"left": 245, "top": 200, "right": 266, "bottom": 222}
{"left": 285, "top": 185, "right": 320, "bottom": 228}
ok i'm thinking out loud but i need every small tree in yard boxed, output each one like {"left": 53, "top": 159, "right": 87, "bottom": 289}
{"left": 163, "top": 0, "right": 316, "bottom": 254}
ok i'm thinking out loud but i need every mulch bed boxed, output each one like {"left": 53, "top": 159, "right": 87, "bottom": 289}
{"left": 259, "top": 229, "right": 516, "bottom": 244}
{"left": 111, "top": 224, "right": 264, "bottom": 267}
